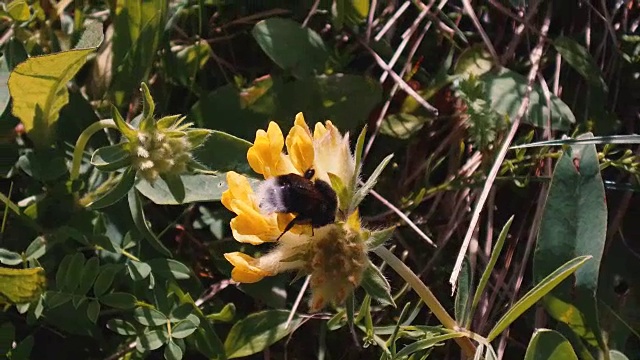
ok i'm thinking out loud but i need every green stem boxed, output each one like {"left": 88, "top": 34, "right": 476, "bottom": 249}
{"left": 70, "top": 119, "right": 118, "bottom": 182}
{"left": 373, "top": 246, "right": 477, "bottom": 358}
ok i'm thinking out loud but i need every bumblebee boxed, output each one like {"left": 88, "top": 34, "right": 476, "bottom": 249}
{"left": 257, "top": 169, "right": 338, "bottom": 240}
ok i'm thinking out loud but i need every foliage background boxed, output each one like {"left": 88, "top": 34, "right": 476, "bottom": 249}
{"left": 0, "top": 0, "right": 639, "bottom": 359}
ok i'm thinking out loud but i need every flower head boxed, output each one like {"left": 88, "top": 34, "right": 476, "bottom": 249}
{"left": 222, "top": 113, "right": 390, "bottom": 310}
{"left": 102, "top": 83, "right": 211, "bottom": 183}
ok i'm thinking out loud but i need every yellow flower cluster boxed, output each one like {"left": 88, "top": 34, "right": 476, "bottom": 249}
{"left": 221, "top": 113, "right": 367, "bottom": 309}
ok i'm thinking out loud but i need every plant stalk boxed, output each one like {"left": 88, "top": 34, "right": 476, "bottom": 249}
{"left": 70, "top": 119, "right": 118, "bottom": 182}
{"left": 374, "top": 246, "right": 477, "bottom": 358}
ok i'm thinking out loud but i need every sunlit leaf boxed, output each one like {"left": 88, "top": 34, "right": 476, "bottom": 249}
{"left": 524, "top": 329, "right": 578, "bottom": 360}
{"left": 0, "top": 267, "right": 45, "bottom": 304}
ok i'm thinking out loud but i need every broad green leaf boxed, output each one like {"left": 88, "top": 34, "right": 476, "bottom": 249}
{"left": 136, "top": 327, "right": 169, "bottom": 352}
{"left": 395, "top": 332, "right": 465, "bottom": 358}
{"left": 90, "top": 143, "right": 132, "bottom": 172}
{"left": 533, "top": 133, "right": 607, "bottom": 348}
{"left": 189, "top": 75, "right": 381, "bottom": 141}
{"left": 110, "top": 0, "right": 167, "bottom": 108}
{"left": 470, "top": 216, "right": 513, "bottom": 318}
{"left": 134, "top": 306, "right": 167, "bottom": 326}
{"left": 62, "top": 253, "right": 85, "bottom": 293}
{"left": 454, "top": 45, "right": 493, "bottom": 77}
{"left": 192, "top": 131, "right": 252, "bottom": 174}
{"left": 100, "top": 292, "right": 137, "bottom": 309}
{"left": 0, "top": 322, "right": 14, "bottom": 353}
{"left": 77, "top": 257, "right": 100, "bottom": 295}
{"left": 553, "top": 37, "right": 607, "bottom": 90}
{"left": 93, "top": 264, "right": 123, "bottom": 297}
{"left": 524, "top": 329, "right": 578, "bottom": 360}
{"left": 169, "top": 40, "right": 211, "bottom": 87}
{"left": 252, "top": 18, "right": 328, "bottom": 78}
{"left": 364, "top": 226, "right": 395, "bottom": 250}
{"left": 24, "top": 236, "right": 46, "bottom": 261}
{"left": 106, "top": 318, "right": 137, "bottom": 335}
{"left": 11, "top": 335, "right": 33, "bottom": 360}
{"left": 148, "top": 258, "right": 191, "bottom": 280}
{"left": 171, "top": 319, "right": 199, "bottom": 339}
{"left": 16, "top": 149, "right": 67, "bottom": 181}
{"left": 380, "top": 113, "right": 431, "bottom": 140}
{"left": 87, "top": 167, "right": 137, "bottom": 209}
{"left": 487, "top": 256, "right": 591, "bottom": 341}
{"left": 0, "top": 267, "right": 45, "bottom": 304}
{"left": 360, "top": 260, "right": 395, "bottom": 307}
{"left": 44, "top": 291, "right": 73, "bottom": 309}
{"left": 128, "top": 189, "right": 172, "bottom": 257}
{"left": 136, "top": 174, "right": 227, "bottom": 205}
{"left": 7, "top": 22, "right": 103, "bottom": 146}
{"left": 127, "top": 261, "right": 152, "bottom": 281}
{"left": 0, "top": 59, "right": 10, "bottom": 116}
{"left": 6, "top": 0, "right": 30, "bottom": 22}
{"left": 455, "top": 257, "right": 473, "bottom": 327}
{"left": 165, "top": 340, "right": 183, "bottom": 360}
{"left": 0, "top": 249, "right": 22, "bottom": 265}
{"left": 206, "top": 303, "right": 236, "bottom": 322}
{"left": 224, "top": 309, "right": 302, "bottom": 359}
{"left": 86, "top": 300, "right": 100, "bottom": 324}
{"left": 480, "top": 67, "right": 575, "bottom": 131}
{"left": 161, "top": 174, "right": 186, "bottom": 204}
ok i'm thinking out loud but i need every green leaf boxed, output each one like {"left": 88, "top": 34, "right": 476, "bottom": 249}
{"left": 100, "top": 292, "right": 137, "bottom": 310}
{"left": 350, "top": 154, "right": 393, "bottom": 212}
{"left": 139, "top": 82, "right": 156, "bottom": 131}
{"left": 364, "top": 226, "right": 395, "bottom": 250}
{"left": 77, "top": 257, "right": 100, "bottom": 295}
{"left": 110, "top": 1, "right": 167, "bottom": 108}
{"left": 93, "top": 264, "right": 122, "bottom": 297}
{"left": 609, "top": 350, "right": 630, "bottom": 360}
{"left": 224, "top": 310, "right": 302, "bottom": 359}
{"left": 171, "top": 319, "right": 199, "bottom": 339}
{"left": 252, "top": 18, "right": 328, "bottom": 78}
{"left": 470, "top": 216, "right": 513, "bottom": 318}
{"left": 24, "top": 236, "right": 46, "bottom": 261}
{"left": 533, "top": 133, "right": 607, "bottom": 348}
{"left": 128, "top": 189, "right": 172, "bottom": 257}
{"left": 136, "top": 173, "right": 227, "bottom": 205}
{"left": 553, "top": 37, "right": 607, "bottom": 90}
{"left": 6, "top": 0, "right": 30, "bottom": 22}
{"left": 106, "top": 318, "right": 137, "bottom": 336}
{"left": 189, "top": 75, "right": 381, "bottom": 141}
{"left": 0, "top": 322, "right": 14, "bottom": 353}
{"left": 164, "top": 340, "right": 183, "bottom": 360}
{"left": 61, "top": 253, "right": 85, "bottom": 293}
{"left": 111, "top": 105, "right": 137, "bottom": 141}
{"left": 16, "top": 149, "right": 68, "bottom": 181}
{"left": 134, "top": 306, "right": 167, "bottom": 326}
{"left": 148, "top": 258, "right": 191, "bottom": 280}
{"left": 44, "top": 291, "right": 72, "bottom": 309}
{"left": 11, "top": 335, "right": 33, "bottom": 360}
{"left": 87, "top": 167, "right": 137, "bottom": 210}
{"left": 0, "top": 267, "right": 46, "bottom": 304}
{"left": 524, "top": 329, "right": 578, "bottom": 360}
{"left": 480, "top": 67, "right": 575, "bottom": 131}
{"left": 0, "top": 249, "right": 22, "bottom": 265}
{"left": 169, "top": 40, "right": 211, "bottom": 87}
{"left": 360, "top": 260, "right": 395, "bottom": 307}
{"left": 90, "top": 143, "right": 132, "bottom": 172}
{"left": 86, "top": 300, "right": 101, "bottom": 324}
{"left": 127, "top": 261, "right": 152, "bottom": 281}
{"left": 487, "top": 256, "right": 592, "bottom": 341}
{"left": 137, "top": 327, "right": 170, "bottom": 352}
{"left": 454, "top": 45, "right": 493, "bottom": 77}
{"left": 206, "top": 303, "right": 236, "bottom": 322}
{"left": 455, "top": 257, "right": 473, "bottom": 327}
{"left": 7, "top": 22, "right": 103, "bottom": 146}
{"left": 380, "top": 114, "right": 430, "bottom": 140}
{"left": 395, "top": 332, "right": 465, "bottom": 358}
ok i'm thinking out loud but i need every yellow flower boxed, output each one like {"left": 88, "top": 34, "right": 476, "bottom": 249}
{"left": 222, "top": 112, "right": 377, "bottom": 310}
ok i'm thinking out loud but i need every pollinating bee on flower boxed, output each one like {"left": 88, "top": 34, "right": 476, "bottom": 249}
{"left": 222, "top": 113, "right": 395, "bottom": 311}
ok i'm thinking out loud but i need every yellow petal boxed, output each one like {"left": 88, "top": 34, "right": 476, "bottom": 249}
{"left": 313, "top": 121, "right": 354, "bottom": 185}
{"left": 286, "top": 124, "right": 314, "bottom": 174}
{"left": 294, "top": 112, "right": 312, "bottom": 136}
{"left": 221, "top": 171, "right": 254, "bottom": 211}
{"left": 247, "top": 122, "right": 296, "bottom": 178}
{"left": 224, "top": 252, "right": 272, "bottom": 283}
{"left": 277, "top": 213, "right": 312, "bottom": 236}
{"left": 229, "top": 201, "right": 280, "bottom": 242}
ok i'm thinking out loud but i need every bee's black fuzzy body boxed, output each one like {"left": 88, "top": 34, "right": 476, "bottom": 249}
{"left": 257, "top": 169, "right": 338, "bottom": 239}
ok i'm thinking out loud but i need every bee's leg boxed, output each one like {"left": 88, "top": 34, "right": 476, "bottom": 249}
{"left": 276, "top": 216, "right": 301, "bottom": 241}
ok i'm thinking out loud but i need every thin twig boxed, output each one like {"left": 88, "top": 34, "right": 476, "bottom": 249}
{"left": 449, "top": 5, "right": 551, "bottom": 293}
{"left": 286, "top": 276, "right": 311, "bottom": 329}
{"left": 460, "top": 0, "right": 500, "bottom": 64}
{"left": 375, "top": 1, "right": 411, "bottom": 41}
{"left": 302, "top": 0, "right": 321, "bottom": 27}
